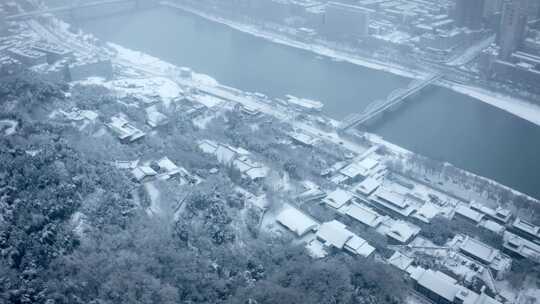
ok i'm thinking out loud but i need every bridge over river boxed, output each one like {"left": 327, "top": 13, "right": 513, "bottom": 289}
{"left": 5, "top": 0, "right": 155, "bottom": 21}
{"left": 339, "top": 73, "right": 443, "bottom": 131}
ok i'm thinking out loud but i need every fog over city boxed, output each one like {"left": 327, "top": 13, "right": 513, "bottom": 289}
{"left": 1, "top": 0, "right": 540, "bottom": 303}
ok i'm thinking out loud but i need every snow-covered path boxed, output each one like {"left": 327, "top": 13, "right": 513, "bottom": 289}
{"left": 162, "top": 2, "right": 540, "bottom": 128}
{"left": 446, "top": 81, "right": 540, "bottom": 127}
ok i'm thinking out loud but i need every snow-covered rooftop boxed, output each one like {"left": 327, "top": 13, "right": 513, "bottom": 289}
{"left": 323, "top": 188, "right": 353, "bottom": 209}
{"left": 345, "top": 235, "right": 375, "bottom": 257}
{"left": 317, "top": 220, "right": 353, "bottom": 249}
{"left": 454, "top": 204, "right": 484, "bottom": 223}
{"left": 354, "top": 177, "right": 381, "bottom": 195}
{"left": 458, "top": 236, "right": 498, "bottom": 264}
{"left": 388, "top": 251, "right": 413, "bottom": 272}
{"left": 386, "top": 220, "right": 420, "bottom": 244}
{"left": 411, "top": 269, "right": 458, "bottom": 302}
{"left": 276, "top": 205, "right": 319, "bottom": 237}
{"left": 343, "top": 203, "right": 384, "bottom": 228}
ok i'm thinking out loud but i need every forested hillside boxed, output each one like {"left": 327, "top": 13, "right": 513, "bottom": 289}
{"left": 0, "top": 75, "right": 407, "bottom": 304}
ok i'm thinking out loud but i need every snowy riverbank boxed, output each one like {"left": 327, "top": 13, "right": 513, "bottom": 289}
{"left": 160, "top": 2, "right": 423, "bottom": 80}
{"left": 162, "top": 2, "right": 540, "bottom": 127}
{"left": 444, "top": 81, "right": 540, "bottom": 127}
{"left": 107, "top": 40, "right": 539, "bottom": 203}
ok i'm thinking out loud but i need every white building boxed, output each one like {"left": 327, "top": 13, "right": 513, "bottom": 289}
{"left": 316, "top": 220, "right": 375, "bottom": 257}
{"left": 146, "top": 107, "right": 169, "bottom": 128}
{"left": 323, "top": 188, "right": 354, "bottom": 209}
{"left": 198, "top": 140, "right": 269, "bottom": 181}
{"left": 107, "top": 114, "right": 146, "bottom": 143}
{"left": 371, "top": 187, "right": 416, "bottom": 217}
{"left": 385, "top": 220, "right": 421, "bottom": 244}
{"left": 131, "top": 166, "right": 157, "bottom": 182}
{"left": 456, "top": 235, "right": 512, "bottom": 279}
{"left": 339, "top": 157, "right": 380, "bottom": 184}
{"left": 410, "top": 268, "right": 503, "bottom": 304}
{"left": 156, "top": 157, "right": 182, "bottom": 178}
{"left": 342, "top": 203, "right": 384, "bottom": 228}
{"left": 354, "top": 177, "right": 381, "bottom": 196}
{"left": 454, "top": 204, "right": 485, "bottom": 224}
{"left": 276, "top": 205, "right": 319, "bottom": 237}
{"left": 388, "top": 251, "right": 414, "bottom": 272}
{"left": 503, "top": 231, "right": 540, "bottom": 263}
{"left": 511, "top": 218, "right": 540, "bottom": 243}
{"left": 470, "top": 202, "right": 512, "bottom": 224}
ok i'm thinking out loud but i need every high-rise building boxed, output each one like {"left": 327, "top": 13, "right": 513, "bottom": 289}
{"left": 529, "top": 0, "right": 540, "bottom": 20}
{"left": 483, "top": 0, "right": 503, "bottom": 18}
{"left": 323, "top": 2, "right": 372, "bottom": 40}
{"left": 498, "top": 0, "right": 528, "bottom": 60}
{"left": 483, "top": 0, "right": 504, "bottom": 30}
{"left": 455, "top": 0, "right": 486, "bottom": 30}
{"left": 0, "top": 7, "right": 6, "bottom": 35}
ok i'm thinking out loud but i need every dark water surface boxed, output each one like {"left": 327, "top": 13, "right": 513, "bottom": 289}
{"left": 78, "top": 7, "right": 540, "bottom": 198}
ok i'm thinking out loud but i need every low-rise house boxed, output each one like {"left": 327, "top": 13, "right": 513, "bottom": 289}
{"left": 413, "top": 203, "right": 441, "bottom": 223}
{"left": 503, "top": 231, "right": 540, "bottom": 262}
{"left": 114, "top": 159, "right": 139, "bottom": 170}
{"left": 385, "top": 220, "right": 421, "bottom": 244}
{"left": 470, "top": 202, "right": 512, "bottom": 224}
{"left": 354, "top": 176, "right": 381, "bottom": 196}
{"left": 316, "top": 220, "right": 374, "bottom": 257}
{"left": 454, "top": 204, "right": 485, "bottom": 224}
{"left": 409, "top": 268, "right": 503, "bottom": 304}
{"left": 371, "top": 187, "right": 416, "bottom": 217}
{"left": 184, "top": 101, "right": 207, "bottom": 118}
{"left": 128, "top": 157, "right": 189, "bottom": 182}
{"left": 198, "top": 139, "right": 218, "bottom": 154}
{"left": 317, "top": 220, "right": 353, "bottom": 250}
{"left": 68, "top": 58, "right": 113, "bottom": 81}
{"left": 106, "top": 114, "right": 146, "bottom": 143}
{"left": 456, "top": 236, "right": 512, "bottom": 279}
{"left": 288, "top": 131, "right": 318, "bottom": 147}
{"left": 156, "top": 157, "right": 182, "bottom": 178}
{"left": 0, "top": 55, "right": 23, "bottom": 77}
{"left": 146, "top": 107, "right": 169, "bottom": 128}
{"left": 388, "top": 251, "right": 414, "bottom": 272}
{"left": 198, "top": 140, "right": 268, "bottom": 182}
{"left": 131, "top": 165, "right": 157, "bottom": 182}
{"left": 345, "top": 234, "right": 375, "bottom": 257}
{"left": 59, "top": 108, "right": 99, "bottom": 125}
{"left": 296, "top": 181, "right": 326, "bottom": 203}
{"left": 276, "top": 205, "right": 319, "bottom": 237}
{"left": 339, "top": 163, "right": 368, "bottom": 184}
{"left": 233, "top": 156, "right": 269, "bottom": 181}
{"left": 239, "top": 104, "right": 262, "bottom": 117}
{"left": 342, "top": 203, "right": 384, "bottom": 228}
{"left": 321, "top": 161, "right": 347, "bottom": 177}
{"left": 323, "top": 188, "right": 354, "bottom": 209}
{"left": 410, "top": 268, "right": 461, "bottom": 304}
{"left": 212, "top": 143, "right": 250, "bottom": 165}
{"left": 244, "top": 166, "right": 269, "bottom": 181}
{"left": 330, "top": 173, "right": 349, "bottom": 184}
{"left": 8, "top": 47, "right": 47, "bottom": 66}
{"left": 216, "top": 144, "right": 238, "bottom": 165}
{"left": 479, "top": 220, "right": 505, "bottom": 235}
{"left": 338, "top": 157, "right": 380, "bottom": 184}
{"left": 511, "top": 218, "right": 540, "bottom": 244}
{"left": 31, "top": 41, "right": 72, "bottom": 64}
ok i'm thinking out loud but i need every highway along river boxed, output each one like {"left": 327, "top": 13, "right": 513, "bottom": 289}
{"left": 77, "top": 7, "right": 540, "bottom": 199}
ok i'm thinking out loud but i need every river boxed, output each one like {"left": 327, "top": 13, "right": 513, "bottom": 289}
{"left": 75, "top": 7, "right": 540, "bottom": 199}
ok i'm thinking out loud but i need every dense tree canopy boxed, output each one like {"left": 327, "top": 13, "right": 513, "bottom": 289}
{"left": 0, "top": 75, "right": 410, "bottom": 304}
